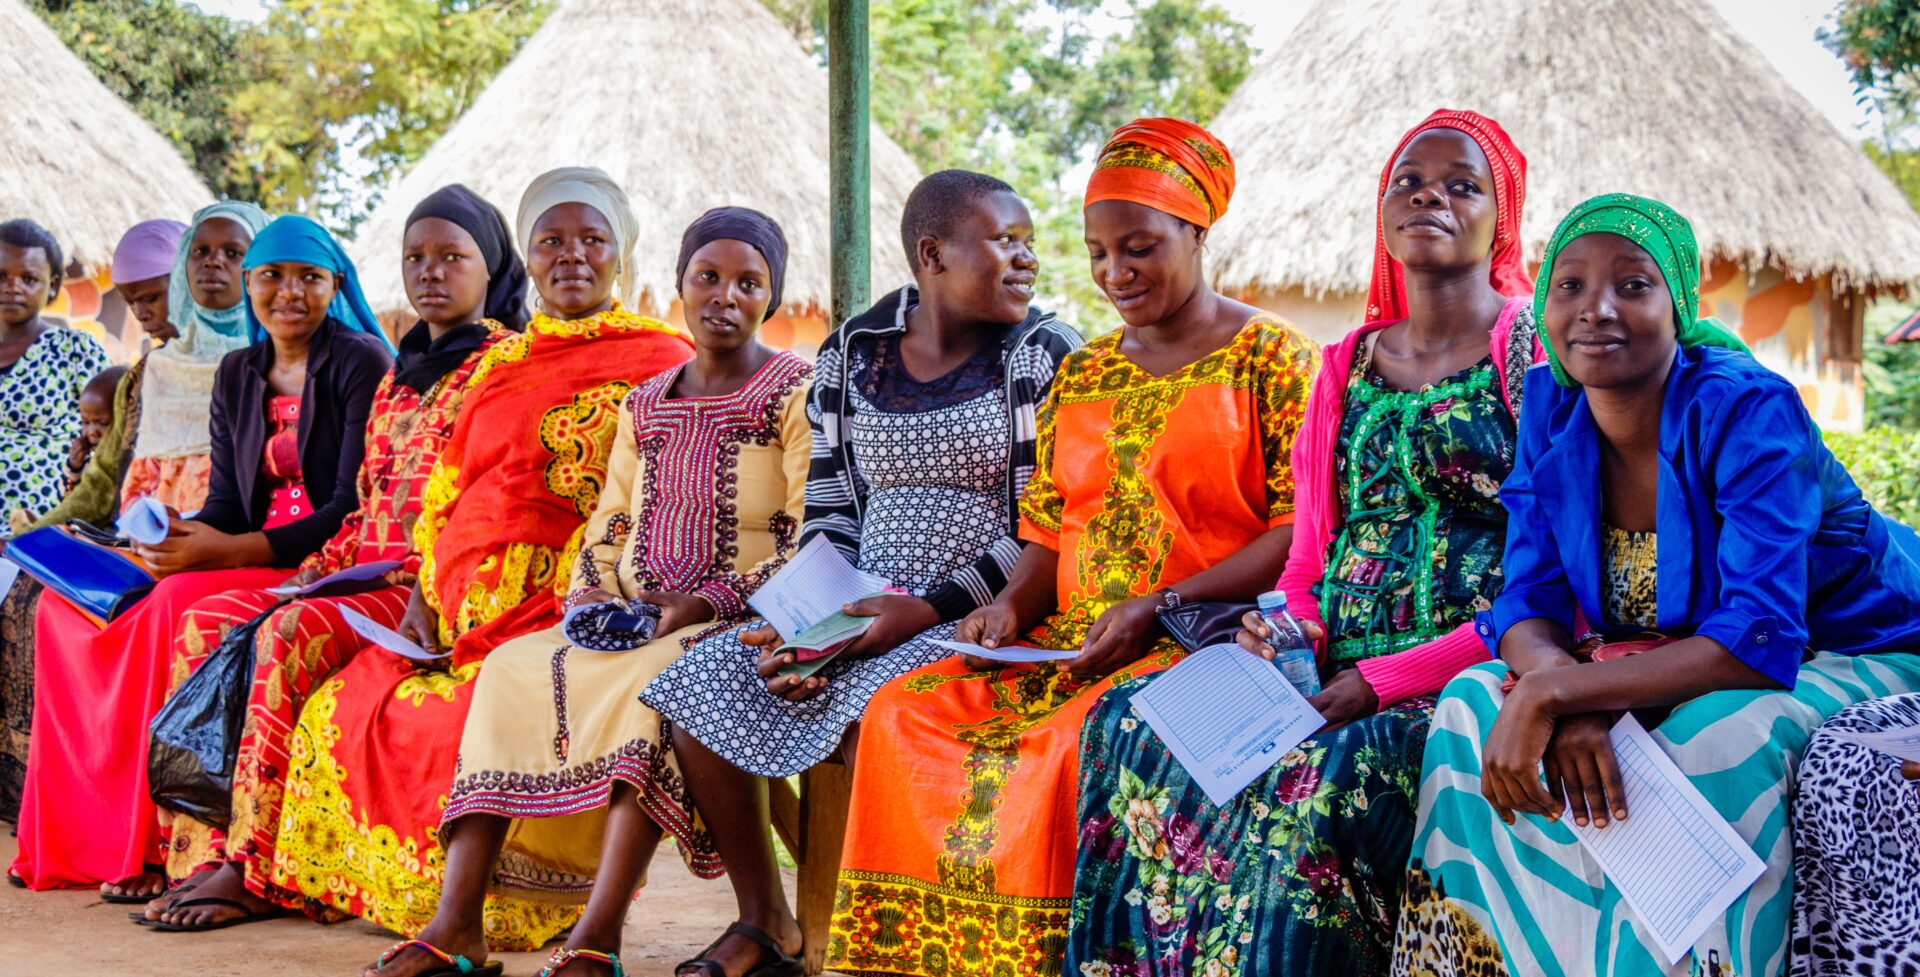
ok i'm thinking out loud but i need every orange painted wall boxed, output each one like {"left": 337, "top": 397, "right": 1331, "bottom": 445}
{"left": 40, "top": 266, "right": 148, "bottom": 364}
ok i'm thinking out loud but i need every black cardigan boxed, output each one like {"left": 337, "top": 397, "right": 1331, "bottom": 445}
{"left": 195, "top": 317, "right": 392, "bottom": 566}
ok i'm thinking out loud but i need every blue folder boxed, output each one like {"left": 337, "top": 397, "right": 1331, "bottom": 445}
{"left": 5, "top": 526, "right": 155, "bottom": 624}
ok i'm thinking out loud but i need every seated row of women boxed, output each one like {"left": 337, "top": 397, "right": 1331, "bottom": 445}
{"left": 0, "top": 110, "right": 1914, "bottom": 977}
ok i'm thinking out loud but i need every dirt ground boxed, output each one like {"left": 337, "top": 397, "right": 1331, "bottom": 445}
{"left": 0, "top": 834, "right": 827, "bottom": 977}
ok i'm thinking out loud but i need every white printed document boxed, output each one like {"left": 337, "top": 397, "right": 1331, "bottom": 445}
{"left": 1569, "top": 715, "right": 1766, "bottom": 965}
{"left": 0, "top": 558, "right": 19, "bottom": 600}
{"left": 748, "top": 536, "right": 892, "bottom": 643}
{"left": 931, "top": 639, "right": 1077, "bottom": 664}
{"left": 1128, "top": 643, "right": 1323, "bottom": 806}
{"left": 1827, "top": 724, "right": 1920, "bottom": 762}
{"left": 339, "top": 606, "right": 440, "bottom": 662}
{"left": 116, "top": 495, "right": 170, "bottom": 546}
{"left": 267, "top": 560, "right": 404, "bottom": 596}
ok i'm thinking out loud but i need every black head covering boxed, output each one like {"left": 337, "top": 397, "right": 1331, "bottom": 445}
{"left": 675, "top": 206, "right": 789, "bottom": 322}
{"left": 392, "top": 184, "right": 530, "bottom": 391}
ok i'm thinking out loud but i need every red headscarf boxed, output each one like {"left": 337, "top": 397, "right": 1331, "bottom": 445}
{"left": 1365, "top": 109, "right": 1531, "bottom": 322}
{"left": 1084, "top": 117, "right": 1236, "bottom": 228}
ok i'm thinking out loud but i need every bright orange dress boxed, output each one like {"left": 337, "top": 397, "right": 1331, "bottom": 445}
{"left": 828, "top": 315, "right": 1316, "bottom": 976}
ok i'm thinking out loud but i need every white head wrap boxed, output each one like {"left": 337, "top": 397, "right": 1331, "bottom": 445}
{"left": 515, "top": 166, "right": 638, "bottom": 305}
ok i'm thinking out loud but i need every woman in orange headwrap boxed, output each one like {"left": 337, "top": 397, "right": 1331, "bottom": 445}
{"left": 825, "top": 118, "right": 1317, "bottom": 977}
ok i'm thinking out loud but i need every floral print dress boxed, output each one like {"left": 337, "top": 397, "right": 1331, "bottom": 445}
{"left": 1069, "top": 348, "right": 1514, "bottom": 977}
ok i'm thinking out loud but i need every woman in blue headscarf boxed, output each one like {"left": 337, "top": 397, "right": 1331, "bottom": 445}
{"left": 10, "top": 215, "right": 391, "bottom": 898}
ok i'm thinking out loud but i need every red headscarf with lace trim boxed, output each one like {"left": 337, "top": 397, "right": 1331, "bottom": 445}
{"left": 1365, "top": 109, "right": 1531, "bottom": 322}
{"left": 1084, "top": 117, "right": 1236, "bottom": 228}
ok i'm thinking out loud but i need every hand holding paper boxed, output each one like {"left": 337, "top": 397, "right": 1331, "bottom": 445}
{"left": 340, "top": 606, "right": 443, "bottom": 663}
{"left": 268, "top": 560, "right": 404, "bottom": 597}
{"left": 1128, "top": 644, "right": 1324, "bottom": 806}
{"left": 931, "top": 639, "right": 1076, "bottom": 664}
{"left": 116, "top": 495, "right": 171, "bottom": 547}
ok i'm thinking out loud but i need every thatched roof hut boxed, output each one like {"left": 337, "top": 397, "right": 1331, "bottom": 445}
{"left": 1204, "top": 0, "right": 1920, "bottom": 429}
{"left": 349, "top": 0, "right": 922, "bottom": 351}
{"left": 0, "top": 0, "right": 212, "bottom": 273}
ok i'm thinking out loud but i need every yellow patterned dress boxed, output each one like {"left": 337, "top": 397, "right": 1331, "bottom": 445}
{"left": 827, "top": 315, "right": 1315, "bottom": 976}
{"left": 268, "top": 306, "right": 692, "bottom": 949}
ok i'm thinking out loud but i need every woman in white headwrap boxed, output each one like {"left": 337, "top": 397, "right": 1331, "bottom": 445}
{"left": 269, "top": 167, "right": 693, "bottom": 963}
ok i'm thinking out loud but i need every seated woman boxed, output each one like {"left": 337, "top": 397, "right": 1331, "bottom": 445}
{"left": 1, "top": 207, "right": 265, "bottom": 881}
{"left": 371, "top": 207, "right": 812, "bottom": 977}
{"left": 825, "top": 118, "right": 1316, "bottom": 977}
{"left": 10, "top": 214, "right": 392, "bottom": 894}
{"left": 1068, "top": 109, "right": 1536, "bottom": 977}
{"left": 640, "top": 169, "right": 1080, "bottom": 977}
{"left": 1790, "top": 695, "right": 1920, "bottom": 975}
{"left": 267, "top": 167, "right": 693, "bottom": 955}
{"left": 136, "top": 185, "right": 527, "bottom": 933}
{"left": 1390, "top": 194, "right": 1920, "bottom": 977}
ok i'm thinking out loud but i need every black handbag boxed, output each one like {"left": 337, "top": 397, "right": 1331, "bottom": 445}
{"left": 1156, "top": 600, "right": 1257, "bottom": 653}
{"left": 147, "top": 603, "right": 281, "bottom": 827}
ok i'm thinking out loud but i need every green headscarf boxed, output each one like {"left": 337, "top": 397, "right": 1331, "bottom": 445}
{"left": 1533, "top": 193, "right": 1750, "bottom": 386}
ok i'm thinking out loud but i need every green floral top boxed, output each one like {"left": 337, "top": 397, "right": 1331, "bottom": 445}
{"left": 1317, "top": 341, "right": 1516, "bottom": 664}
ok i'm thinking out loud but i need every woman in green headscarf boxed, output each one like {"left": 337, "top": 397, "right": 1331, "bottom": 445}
{"left": 1387, "top": 194, "right": 1920, "bottom": 976}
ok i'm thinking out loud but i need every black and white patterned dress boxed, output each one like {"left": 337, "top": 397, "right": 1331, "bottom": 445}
{"left": 1789, "top": 692, "right": 1920, "bottom": 976}
{"left": 642, "top": 335, "right": 1015, "bottom": 777}
{"left": 0, "top": 326, "right": 110, "bottom": 537}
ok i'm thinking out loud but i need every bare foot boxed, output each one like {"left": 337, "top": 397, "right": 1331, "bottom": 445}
{"left": 139, "top": 865, "right": 215, "bottom": 921}
{"left": 359, "top": 924, "right": 491, "bottom": 977}
{"left": 677, "top": 917, "right": 803, "bottom": 977}
{"left": 150, "top": 862, "right": 279, "bottom": 930}
{"left": 100, "top": 868, "right": 167, "bottom": 902}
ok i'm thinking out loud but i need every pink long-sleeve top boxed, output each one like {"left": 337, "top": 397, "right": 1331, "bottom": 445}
{"left": 1275, "top": 297, "right": 1541, "bottom": 706}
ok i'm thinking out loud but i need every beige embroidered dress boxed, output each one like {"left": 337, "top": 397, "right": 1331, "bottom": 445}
{"left": 443, "top": 351, "right": 811, "bottom": 900}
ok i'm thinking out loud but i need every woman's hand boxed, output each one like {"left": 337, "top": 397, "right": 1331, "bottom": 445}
{"left": 8, "top": 509, "right": 33, "bottom": 536}
{"left": 1542, "top": 712, "right": 1626, "bottom": 827}
{"left": 637, "top": 590, "right": 714, "bottom": 636}
{"left": 837, "top": 594, "right": 941, "bottom": 661}
{"left": 279, "top": 567, "right": 323, "bottom": 590}
{"left": 395, "top": 583, "right": 445, "bottom": 662}
{"left": 1481, "top": 676, "right": 1563, "bottom": 824}
{"left": 1903, "top": 760, "right": 1920, "bottom": 781}
{"left": 1067, "top": 595, "right": 1163, "bottom": 677}
{"left": 955, "top": 602, "right": 1020, "bottom": 672}
{"left": 1235, "top": 609, "right": 1325, "bottom": 660}
{"left": 1306, "top": 668, "right": 1378, "bottom": 731}
{"left": 133, "top": 518, "right": 260, "bottom": 577}
{"left": 747, "top": 625, "right": 821, "bottom": 702}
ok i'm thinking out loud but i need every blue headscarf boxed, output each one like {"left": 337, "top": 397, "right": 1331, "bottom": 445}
{"left": 168, "top": 200, "right": 272, "bottom": 358}
{"left": 241, "top": 215, "right": 393, "bottom": 350}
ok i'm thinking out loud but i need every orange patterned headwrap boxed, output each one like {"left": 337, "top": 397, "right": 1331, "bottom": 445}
{"left": 1084, "top": 117, "right": 1236, "bottom": 228}
{"left": 1366, "top": 108, "right": 1531, "bottom": 323}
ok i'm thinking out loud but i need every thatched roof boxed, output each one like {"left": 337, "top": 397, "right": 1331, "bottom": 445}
{"left": 350, "top": 0, "right": 922, "bottom": 318}
{"left": 1, "top": 0, "right": 213, "bottom": 272}
{"left": 1206, "top": 0, "right": 1920, "bottom": 298}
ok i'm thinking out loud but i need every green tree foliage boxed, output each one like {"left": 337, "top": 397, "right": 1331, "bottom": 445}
{"left": 766, "top": 0, "right": 1255, "bottom": 322}
{"left": 232, "top": 0, "right": 553, "bottom": 224}
{"left": 1862, "top": 139, "right": 1920, "bottom": 213}
{"left": 1825, "top": 0, "right": 1920, "bottom": 116}
{"left": 25, "top": 0, "right": 257, "bottom": 198}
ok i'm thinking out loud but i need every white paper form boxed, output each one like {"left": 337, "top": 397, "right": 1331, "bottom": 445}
{"left": 0, "top": 558, "right": 20, "bottom": 600}
{"left": 339, "top": 606, "right": 441, "bottom": 662}
{"left": 267, "top": 560, "right": 403, "bottom": 596}
{"left": 931, "top": 639, "right": 1077, "bottom": 664}
{"left": 748, "top": 536, "right": 892, "bottom": 642}
{"left": 1128, "top": 643, "right": 1323, "bottom": 806}
{"left": 116, "top": 495, "right": 170, "bottom": 546}
{"left": 1569, "top": 715, "right": 1766, "bottom": 965}
{"left": 1828, "top": 724, "right": 1920, "bottom": 762}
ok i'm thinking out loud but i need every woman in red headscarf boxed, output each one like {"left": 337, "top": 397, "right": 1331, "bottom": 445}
{"left": 1064, "top": 108, "right": 1539, "bottom": 977}
{"left": 827, "top": 118, "right": 1318, "bottom": 977}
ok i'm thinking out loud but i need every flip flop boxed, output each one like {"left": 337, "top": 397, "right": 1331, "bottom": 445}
{"left": 140, "top": 895, "right": 286, "bottom": 932}
{"left": 675, "top": 922, "right": 803, "bottom": 977}
{"left": 126, "top": 876, "right": 210, "bottom": 922}
{"left": 370, "top": 939, "right": 504, "bottom": 977}
{"left": 538, "top": 948, "right": 623, "bottom": 977}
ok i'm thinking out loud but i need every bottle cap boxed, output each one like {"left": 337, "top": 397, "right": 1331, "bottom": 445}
{"left": 1256, "top": 589, "right": 1288, "bottom": 611}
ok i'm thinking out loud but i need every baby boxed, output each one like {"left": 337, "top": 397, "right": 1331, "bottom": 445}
{"left": 66, "top": 366, "right": 126, "bottom": 493}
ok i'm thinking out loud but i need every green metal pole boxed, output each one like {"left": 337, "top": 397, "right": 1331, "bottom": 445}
{"left": 828, "top": 0, "right": 871, "bottom": 328}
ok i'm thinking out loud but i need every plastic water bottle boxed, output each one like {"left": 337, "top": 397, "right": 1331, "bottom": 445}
{"left": 1257, "top": 590, "right": 1321, "bottom": 697}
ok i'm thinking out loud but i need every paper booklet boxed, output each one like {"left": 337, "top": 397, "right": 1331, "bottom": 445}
{"left": 339, "top": 606, "right": 441, "bottom": 662}
{"left": 116, "top": 495, "right": 170, "bottom": 546}
{"left": 1128, "top": 643, "right": 1324, "bottom": 806}
{"left": 749, "top": 536, "right": 893, "bottom": 674}
{"left": 267, "top": 560, "right": 404, "bottom": 597}
{"left": 930, "top": 639, "right": 1077, "bottom": 664}
{"left": 1567, "top": 714, "right": 1766, "bottom": 965}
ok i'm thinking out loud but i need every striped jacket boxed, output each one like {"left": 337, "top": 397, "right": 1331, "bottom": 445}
{"left": 804, "top": 284, "right": 1082, "bottom": 621}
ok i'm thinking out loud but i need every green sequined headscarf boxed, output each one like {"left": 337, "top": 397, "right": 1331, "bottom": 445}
{"left": 1534, "top": 193, "right": 1751, "bottom": 386}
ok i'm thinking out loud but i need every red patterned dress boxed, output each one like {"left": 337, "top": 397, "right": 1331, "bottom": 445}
{"left": 157, "top": 328, "right": 512, "bottom": 902}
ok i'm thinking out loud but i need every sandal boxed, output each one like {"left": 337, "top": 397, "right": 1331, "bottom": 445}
{"left": 538, "top": 948, "right": 624, "bottom": 977}
{"left": 126, "top": 877, "right": 207, "bottom": 922}
{"left": 675, "top": 922, "right": 803, "bottom": 977}
{"left": 99, "top": 865, "right": 168, "bottom": 904}
{"left": 140, "top": 895, "right": 286, "bottom": 932}
{"left": 369, "top": 939, "right": 503, "bottom": 977}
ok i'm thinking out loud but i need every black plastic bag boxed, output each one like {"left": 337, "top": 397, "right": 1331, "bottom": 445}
{"left": 147, "top": 603, "right": 279, "bottom": 827}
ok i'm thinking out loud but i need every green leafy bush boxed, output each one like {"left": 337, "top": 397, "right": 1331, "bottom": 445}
{"left": 1824, "top": 429, "right": 1920, "bottom": 529}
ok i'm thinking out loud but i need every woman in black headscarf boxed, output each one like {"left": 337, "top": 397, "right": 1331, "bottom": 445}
{"left": 136, "top": 185, "right": 530, "bottom": 934}
{"left": 364, "top": 207, "right": 813, "bottom": 977}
